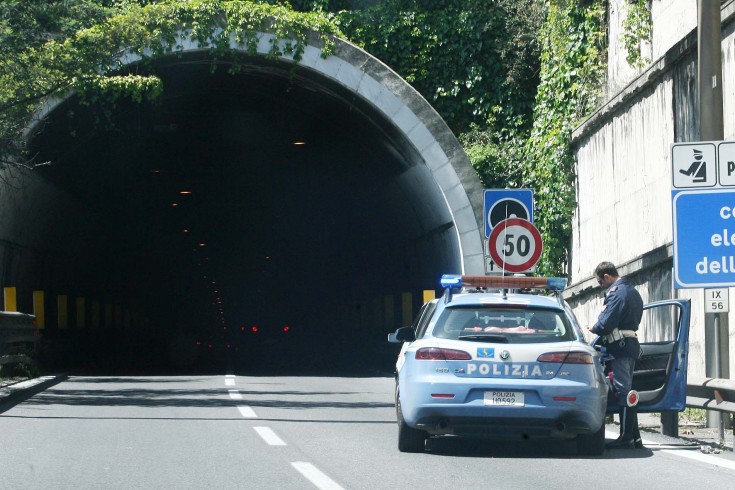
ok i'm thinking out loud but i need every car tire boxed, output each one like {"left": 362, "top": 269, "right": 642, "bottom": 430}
{"left": 576, "top": 422, "right": 605, "bottom": 456}
{"left": 396, "top": 390, "right": 427, "bottom": 453}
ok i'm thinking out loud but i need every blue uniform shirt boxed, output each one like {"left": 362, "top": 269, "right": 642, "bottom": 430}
{"left": 591, "top": 277, "right": 643, "bottom": 336}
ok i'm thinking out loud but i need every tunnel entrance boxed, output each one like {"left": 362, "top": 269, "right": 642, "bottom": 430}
{"left": 7, "top": 40, "right": 483, "bottom": 374}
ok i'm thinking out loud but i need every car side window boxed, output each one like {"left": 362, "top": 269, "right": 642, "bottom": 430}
{"left": 414, "top": 301, "right": 437, "bottom": 339}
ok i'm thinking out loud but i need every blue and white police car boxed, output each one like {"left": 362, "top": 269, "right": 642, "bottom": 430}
{"left": 390, "top": 274, "right": 607, "bottom": 455}
{"left": 389, "top": 274, "right": 692, "bottom": 455}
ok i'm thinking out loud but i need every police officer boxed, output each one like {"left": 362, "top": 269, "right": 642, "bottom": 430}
{"left": 588, "top": 261, "right": 644, "bottom": 449}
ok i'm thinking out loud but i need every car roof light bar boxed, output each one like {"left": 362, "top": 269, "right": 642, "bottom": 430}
{"left": 440, "top": 274, "right": 567, "bottom": 292}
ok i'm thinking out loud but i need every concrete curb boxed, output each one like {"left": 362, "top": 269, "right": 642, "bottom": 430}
{"left": 0, "top": 373, "right": 69, "bottom": 411}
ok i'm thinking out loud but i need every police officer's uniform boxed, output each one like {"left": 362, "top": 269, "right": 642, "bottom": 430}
{"left": 591, "top": 277, "right": 643, "bottom": 449}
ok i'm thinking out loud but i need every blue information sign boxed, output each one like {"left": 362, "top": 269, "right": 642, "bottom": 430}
{"left": 483, "top": 189, "right": 534, "bottom": 238}
{"left": 673, "top": 189, "right": 735, "bottom": 288}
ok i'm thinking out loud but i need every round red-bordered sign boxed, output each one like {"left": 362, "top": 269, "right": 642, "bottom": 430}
{"left": 488, "top": 218, "right": 543, "bottom": 273}
{"left": 626, "top": 390, "right": 639, "bottom": 407}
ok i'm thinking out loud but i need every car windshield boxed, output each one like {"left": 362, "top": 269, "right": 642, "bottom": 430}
{"left": 431, "top": 306, "right": 576, "bottom": 343}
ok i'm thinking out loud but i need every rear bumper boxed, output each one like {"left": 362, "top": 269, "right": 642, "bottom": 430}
{"left": 414, "top": 412, "right": 600, "bottom": 439}
{"left": 399, "top": 378, "right": 607, "bottom": 439}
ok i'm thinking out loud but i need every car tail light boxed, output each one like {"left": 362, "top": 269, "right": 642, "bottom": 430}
{"left": 283, "top": 325, "right": 290, "bottom": 333}
{"left": 537, "top": 352, "right": 593, "bottom": 364}
{"left": 415, "top": 347, "right": 471, "bottom": 361}
{"left": 251, "top": 326, "right": 259, "bottom": 333}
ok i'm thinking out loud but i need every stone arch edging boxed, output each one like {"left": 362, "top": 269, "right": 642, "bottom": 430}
{"left": 32, "top": 30, "right": 487, "bottom": 274}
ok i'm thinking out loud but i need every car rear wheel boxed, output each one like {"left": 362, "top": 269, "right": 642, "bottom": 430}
{"left": 396, "top": 390, "right": 427, "bottom": 453}
{"left": 576, "top": 422, "right": 605, "bottom": 456}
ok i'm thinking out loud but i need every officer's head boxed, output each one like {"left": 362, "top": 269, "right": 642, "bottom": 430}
{"left": 594, "top": 261, "right": 619, "bottom": 289}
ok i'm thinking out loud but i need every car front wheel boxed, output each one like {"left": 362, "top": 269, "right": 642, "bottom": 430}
{"left": 396, "top": 390, "right": 427, "bottom": 453}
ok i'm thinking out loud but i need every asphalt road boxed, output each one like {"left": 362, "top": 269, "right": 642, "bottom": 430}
{"left": 2, "top": 374, "right": 735, "bottom": 489}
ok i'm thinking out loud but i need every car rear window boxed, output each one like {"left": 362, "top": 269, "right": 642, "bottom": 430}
{"left": 431, "top": 306, "right": 576, "bottom": 343}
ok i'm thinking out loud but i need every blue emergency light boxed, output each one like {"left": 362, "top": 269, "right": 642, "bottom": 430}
{"left": 440, "top": 274, "right": 567, "bottom": 291}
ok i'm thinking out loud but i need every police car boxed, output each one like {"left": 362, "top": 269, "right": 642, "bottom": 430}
{"left": 389, "top": 274, "right": 692, "bottom": 455}
{"left": 388, "top": 274, "right": 608, "bottom": 454}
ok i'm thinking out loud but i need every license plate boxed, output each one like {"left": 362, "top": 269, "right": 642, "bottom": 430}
{"left": 484, "top": 391, "right": 524, "bottom": 406}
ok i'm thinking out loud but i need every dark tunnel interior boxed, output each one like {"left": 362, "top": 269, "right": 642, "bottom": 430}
{"left": 14, "top": 54, "right": 461, "bottom": 375}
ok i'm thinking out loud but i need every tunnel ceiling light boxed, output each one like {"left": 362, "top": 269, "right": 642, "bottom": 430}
{"left": 199, "top": 243, "right": 206, "bottom": 247}
{"left": 292, "top": 141, "right": 306, "bottom": 146}
{"left": 150, "top": 169, "right": 161, "bottom": 174}
{"left": 171, "top": 203, "right": 178, "bottom": 207}
{"left": 179, "top": 190, "right": 192, "bottom": 195}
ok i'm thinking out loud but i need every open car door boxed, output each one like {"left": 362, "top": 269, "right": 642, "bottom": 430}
{"left": 607, "top": 299, "right": 691, "bottom": 413}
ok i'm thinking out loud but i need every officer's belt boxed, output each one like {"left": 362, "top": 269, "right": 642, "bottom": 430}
{"left": 601, "top": 328, "right": 637, "bottom": 344}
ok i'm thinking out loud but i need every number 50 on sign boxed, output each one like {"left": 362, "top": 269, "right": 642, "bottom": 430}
{"left": 705, "top": 288, "right": 729, "bottom": 313}
{"left": 487, "top": 218, "right": 543, "bottom": 273}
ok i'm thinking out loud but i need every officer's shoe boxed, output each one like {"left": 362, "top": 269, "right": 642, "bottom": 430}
{"left": 633, "top": 437, "right": 644, "bottom": 449}
{"left": 605, "top": 437, "right": 635, "bottom": 449}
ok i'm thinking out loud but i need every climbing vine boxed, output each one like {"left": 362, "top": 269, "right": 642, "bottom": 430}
{"left": 522, "top": 1, "right": 607, "bottom": 276}
{"left": 1, "top": 0, "right": 342, "bottom": 166}
{"left": 622, "top": 0, "right": 652, "bottom": 68}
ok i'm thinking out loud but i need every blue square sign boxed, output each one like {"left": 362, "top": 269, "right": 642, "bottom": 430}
{"left": 484, "top": 189, "right": 534, "bottom": 238}
{"left": 673, "top": 188, "right": 735, "bottom": 288}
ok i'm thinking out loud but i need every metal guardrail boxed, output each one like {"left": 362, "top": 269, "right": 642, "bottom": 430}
{"left": 687, "top": 377, "right": 735, "bottom": 414}
{"left": 0, "top": 311, "right": 38, "bottom": 367}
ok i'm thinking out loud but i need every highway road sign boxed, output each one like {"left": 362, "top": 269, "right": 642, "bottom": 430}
{"left": 671, "top": 141, "right": 735, "bottom": 288}
{"left": 672, "top": 189, "right": 735, "bottom": 288}
{"left": 487, "top": 218, "right": 542, "bottom": 273}
{"left": 672, "top": 142, "right": 717, "bottom": 188}
{"left": 483, "top": 189, "right": 534, "bottom": 238}
{"left": 718, "top": 142, "right": 735, "bottom": 186}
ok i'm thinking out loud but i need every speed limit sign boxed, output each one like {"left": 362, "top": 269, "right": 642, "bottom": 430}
{"left": 487, "top": 218, "right": 543, "bottom": 273}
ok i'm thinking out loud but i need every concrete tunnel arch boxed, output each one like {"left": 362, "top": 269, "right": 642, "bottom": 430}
{"left": 5, "top": 29, "right": 488, "bottom": 371}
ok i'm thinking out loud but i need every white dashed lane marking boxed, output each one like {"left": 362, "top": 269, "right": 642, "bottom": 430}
{"left": 237, "top": 406, "right": 258, "bottom": 418}
{"left": 222, "top": 375, "right": 344, "bottom": 489}
{"left": 253, "top": 427, "right": 287, "bottom": 446}
{"left": 291, "top": 462, "right": 345, "bottom": 490}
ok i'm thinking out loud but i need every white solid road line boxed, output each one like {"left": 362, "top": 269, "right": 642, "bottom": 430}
{"left": 291, "top": 462, "right": 345, "bottom": 490}
{"left": 606, "top": 430, "right": 735, "bottom": 471}
{"left": 660, "top": 447, "right": 735, "bottom": 471}
{"left": 253, "top": 426, "right": 287, "bottom": 446}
